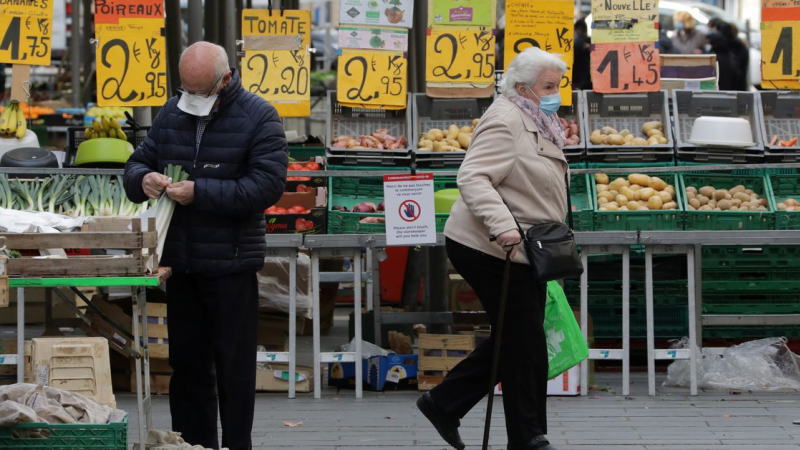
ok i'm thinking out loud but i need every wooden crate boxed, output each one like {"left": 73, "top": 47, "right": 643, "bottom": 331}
{"left": 0, "top": 218, "right": 156, "bottom": 277}
{"left": 417, "top": 334, "right": 475, "bottom": 391}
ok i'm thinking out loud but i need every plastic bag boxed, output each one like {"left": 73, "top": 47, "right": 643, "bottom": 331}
{"left": 544, "top": 281, "right": 589, "bottom": 380}
{"left": 664, "top": 337, "right": 800, "bottom": 391}
{"left": 257, "top": 254, "right": 312, "bottom": 319}
{"left": 148, "top": 195, "right": 176, "bottom": 272}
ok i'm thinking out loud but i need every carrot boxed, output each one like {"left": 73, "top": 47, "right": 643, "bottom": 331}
{"left": 770, "top": 135, "right": 780, "bottom": 146}
{"left": 787, "top": 137, "right": 798, "bottom": 147}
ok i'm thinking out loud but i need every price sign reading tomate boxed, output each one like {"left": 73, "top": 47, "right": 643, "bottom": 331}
{"left": 95, "top": 0, "right": 167, "bottom": 107}
{"left": 0, "top": 0, "right": 54, "bottom": 65}
{"left": 337, "top": 49, "right": 407, "bottom": 109}
{"left": 425, "top": 26, "right": 495, "bottom": 84}
{"left": 591, "top": 41, "right": 660, "bottom": 92}
{"left": 241, "top": 9, "right": 311, "bottom": 116}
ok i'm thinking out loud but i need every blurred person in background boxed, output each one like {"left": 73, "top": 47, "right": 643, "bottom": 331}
{"left": 671, "top": 11, "right": 706, "bottom": 54}
{"left": 705, "top": 19, "right": 749, "bottom": 90}
{"left": 572, "top": 18, "right": 592, "bottom": 90}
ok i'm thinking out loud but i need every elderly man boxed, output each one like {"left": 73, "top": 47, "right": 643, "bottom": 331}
{"left": 123, "top": 41, "right": 287, "bottom": 450}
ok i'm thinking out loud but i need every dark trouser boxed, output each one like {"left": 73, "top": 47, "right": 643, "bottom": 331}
{"left": 431, "top": 238, "right": 549, "bottom": 445}
{"left": 166, "top": 271, "right": 258, "bottom": 450}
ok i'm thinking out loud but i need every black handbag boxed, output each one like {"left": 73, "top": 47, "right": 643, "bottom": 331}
{"left": 507, "top": 172, "right": 584, "bottom": 281}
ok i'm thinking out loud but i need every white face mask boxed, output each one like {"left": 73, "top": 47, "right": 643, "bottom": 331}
{"left": 177, "top": 73, "right": 225, "bottom": 117}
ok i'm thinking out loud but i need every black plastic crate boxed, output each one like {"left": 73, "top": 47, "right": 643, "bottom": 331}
{"left": 672, "top": 90, "right": 763, "bottom": 153}
{"left": 326, "top": 153, "right": 413, "bottom": 168}
{"left": 412, "top": 95, "right": 493, "bottom": 161}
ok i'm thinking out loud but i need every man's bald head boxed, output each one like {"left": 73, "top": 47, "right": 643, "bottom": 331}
{"left": 179, "top": 42, "right": 231, "bottom": 95}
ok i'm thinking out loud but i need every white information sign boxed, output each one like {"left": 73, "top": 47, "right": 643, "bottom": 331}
{"left": 383, "top": 173, "right": 436, "bottom": 245}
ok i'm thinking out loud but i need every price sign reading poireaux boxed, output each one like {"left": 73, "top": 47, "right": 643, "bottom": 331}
{"left": 591, "top": 41, "right": 660, "bottom": 92}
{"left": 95, "top": 0, "right": 167, "bottom": 107}
{"left": 242, "top": 9, "right": 311, "bottom": 117}
{"left": 337, "top": 49, "right": 407, "bottom": 109}
{"left": 0, "top": 0, "right": 54, "bottom": 65}
{"left": 504, "top": 0, "right": 573, "bottom": 105}
{"left": 425, "top": 26, "right": 495, "bottom": 85}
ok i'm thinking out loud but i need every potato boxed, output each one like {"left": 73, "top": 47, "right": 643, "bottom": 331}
{"left": 733, "top": 192, "right": 751, "bottom": 202}
{"left": 687, "top": 205, "right": 696, "bottom": 211}
{"left": 708, "top": 199, "right": 717, "bottom": 209}
{"left": 620, "top": 186, "right": 636, "bottom": 201}
{"left": 658, "top": 190, "right": 673, "bottom": 203}
{"left": 472, "top": 118, "right": 480, "bottom": 128}
{"left": 432, "top": 141, "right": 447, "bottom": 152}
{"left": 631, "top": 137, "right": 649, "bottom": 145}
{"left": 698, "top": 186, "right": 715, "bottom": 198}
{"left": 689, "top": 198, "right": 701, "bottom": 209}
{"left": 460, "top": 126, "right": 472, "bottom": 134}
{"left": 665, "top": 185, "right": 675, "bottom": 195}
{"left": 624, "top": 134, "right": 635, "bottom": 143}
{"left": 731, "top": 198, "right": 742, "bottom": 207}
{"left": 644, "top": 128, "right": 664, "bottom": 138}
{"left": 686, "top": 186, "right": 697, "bottom": 194}
{"left": 598, "top": 197, "right": 609, "bottom": 205}
{"left": 699, "top": 205, "right": 713, "bottom": 211}
{"left": 745, "top": 189, "right": 755, "bottom": 195}
{"left": 604, "top": 203, "right": 620, "bottom": 211}
{"left": 615, "top": 194, "right": 629, "bottom": 205}
{"left": 628, "top": 202, "right": 642, "bottom": 210}
{"left": 599, "top": 191, "right": 616, "bottom": 201}
{"left": 590, "top": 133, "right": 606, "bottom": 145}
{"left": 445, "top": 138, "right": 461, "bottom": 148}
{"left": 418, "top": 139, "right": 434, "bottom": 149}
{"left": 607, "top": 134, "right": 626, "bottom": 145}
{"left": 662, "top": 201, "right": 677, "bottom": 210}
{"left": 647, "top": 136, "right": 661, "bottom": 146}
{"left": 642, "top": 121, "right": 663, "bottom": 131}
{"left": 637, "top": 187, "right": 656, "bottom": 201}
{"left": 595, "top": 173, "right": 610, "bottom": 185}
{"left": 717, "top": 199, "right": 732, "bottom": 210}
{"left": 628, "top": 173, "right": 651, "bottom": 186}
{"left": 601, "top": 126, "right": 619, "bottom": 135}
{"left": 647, "top": 195, "right": 664, "bottom": 210}
{"left": 629, "top": 184, "right": 642, "bottom": 191}
{"left": 609, "top": 177, "right": 629, "bottom": 191}
{"left": 713, "top": 189, "right": 731, "bottom": 201}
{"left": 697, "top": 194, "right": 710, "bottom": 205}
{"left": 649, "top": 177, "right": 668, "bottom": 191}
{"left": 619, "top": 206, "right": 629, "bottom": 210}
{"left": 730, "top": 185, "right": 746, "bottom": 194}
{"left": 456, "top": 132, "right": 471, "bottom": 149}
{"left": 729, "top": 206, "right": 739, "bottom": 211}
{"left": 428, "top": 129, "right": 444, "bottom": 141}
{"left": 656, "top": 136, "right": 668, "bottom": 144}
{"left": 596, "top": 183, "right": 609, "bottom": 192}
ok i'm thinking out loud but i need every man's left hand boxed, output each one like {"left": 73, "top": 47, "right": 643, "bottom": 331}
{"left": 166, "top": 181, "right": 195, "bottom": 206}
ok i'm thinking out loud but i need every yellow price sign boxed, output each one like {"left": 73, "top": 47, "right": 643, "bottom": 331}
{"left": 95, "top": 21, "right": 168, "bottom": 107}
{"left": 242, "top": 9, "right": 311, "bottom": 117}
{"left": 0, "top": 1, "right": 54, "bottom": 65}
{"left": 242, "top": 50, "right": 311, "bottom": 116}
{"left": 426, "top": 26, "right": 495, "bottom": 84}
{"left": 503, "top": 0, "right": 573, "bottom": 105}
{"left": 337, "top": 49, "right": 407, "bottom": 109}
{"left": 762, "top": 21, "right": 800, "bottom": 81}
{"left": 590, "top": 0, "right": 659, "bottom": 43}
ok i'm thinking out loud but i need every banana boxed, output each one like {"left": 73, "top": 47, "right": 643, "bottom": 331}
{"left": 84, "top": 128, "right": 93, "bottom": 139}
{"left": 116, "top": 128, "right": 127, "bottom": 140}
{"left": 15, "top": 103, "right": 26, "bottom": 139}
{"left": 0, "top": 106, "right": 10, "bottom": 136}
{"left": 5, "top": 103, "right": 18, "bottom": 137}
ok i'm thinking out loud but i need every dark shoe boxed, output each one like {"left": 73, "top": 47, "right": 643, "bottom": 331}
{"left": 416, "top": 392, "right": 465, "bottom": 450}
{"left": 528, "top": 434, "right": 556, "bottom": 450}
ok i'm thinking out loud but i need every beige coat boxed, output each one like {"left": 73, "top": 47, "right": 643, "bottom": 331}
{"left": 443, "top": 96, "right": 569, "bottom": 264}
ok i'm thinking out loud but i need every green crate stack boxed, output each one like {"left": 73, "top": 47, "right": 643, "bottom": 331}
{"left": 328, "top": 176, "right": 451, "bottom": 234}
{"left": 288, "top": 144, "right": 326, "bottom": 160}
{"left": 587, "top": 161, "right": 676, "bottom": 169}
{"left": 591, "top": 305, "right": 689, "bottom": 339}
{"left": 679, "top": 173, "right": 774, "bottom": 230}
{"left": 591, "top": 172, "right": 684, "bottom": 231}
{"left": 570, "top": 174, "right": 594, "bottom": 231}
{"left": 675, "top": 161, "right": 798, "bottom": 176}
{"left": 767, "top": 174, "right": 800, "bottom": 229}
{"left": 563, "top": 279, "right": 689, "bottom": 307}
{"left": 704, "top": 326, "right": 800, "bottom": 339}
{"left": 0, "top": 419, "right": 127, "bottom": 449}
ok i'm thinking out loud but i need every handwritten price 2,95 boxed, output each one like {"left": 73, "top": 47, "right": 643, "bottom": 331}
{"left": 427, "top": 27, "right": 495, "bottom": 83}
{"left": 591, "top": 42, "right": 660, "bottom": 93}
{"left": 98, "top": 35, "right": 167, "bottom": 105}
{"left": 337, "top": 50, "right": 407, "bottom": 106}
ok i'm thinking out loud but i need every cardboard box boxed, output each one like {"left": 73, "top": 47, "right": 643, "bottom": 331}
{"left": 256, "top": 363, "right": 312, "bottom": 393}
{"left": 285, "top": 157, "right": 326, "bottom": 191}
{"left": 266, "top": 188, "right": 328, "bottom": 234}
{"left": 494, "top": 365, "right": 580, "bottom": 396}
{"left": 28, "top": 337, "right": 116, "bottom": 408}
{"left": 329, "top": 354, "right": 418, "bottom": 391}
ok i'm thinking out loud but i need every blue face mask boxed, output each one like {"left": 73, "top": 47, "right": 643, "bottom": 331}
{"left": 536, "top": 93, "right": 562, "bottom": 115}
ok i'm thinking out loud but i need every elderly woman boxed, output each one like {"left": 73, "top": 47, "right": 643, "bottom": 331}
{"left": 416, "top": 47, "right": 566, "bottom": 450}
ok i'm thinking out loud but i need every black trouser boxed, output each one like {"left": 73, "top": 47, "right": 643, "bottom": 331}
{"left": 166, "top": 271, "right": 258, "bottom": 450}
{"left": 431, "top": 238, "right": 549, "bottom": 445}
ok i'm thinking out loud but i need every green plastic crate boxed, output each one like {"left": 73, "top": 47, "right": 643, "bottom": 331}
{"left": 288, "top": 145, "right": 326, "bottom": 159}
{"left": 570, "top": 174, "right": 594, "bottom": 231}
{"left": 591, "top": 172, "right": 684, "bottom": 231}
{"left": 587, "top": 161, "right": 675, "bottom": 168}
{"left": 590, "top": 305, "right": 689, "bottom": 339}
{"left": 703, "top": 268, "right": 799, "bottom": 282}
{"left": 679, "top": 173, "right": 774, "bottom": 230}
{"left": 703, "top": 293, "right": 800, "bottom": 314}
{"left": 767, "top": 174, "right": 800, "bottom": 230}
{"left": 564, "top": 279, "right": 689, "bottom": 307}
{"left": 675, "top": 161, "right": 798, "bottom": 176}
{"left": 704, "top": 326, "right": 800, "bottom": 339}
{"left": 703, "top": 280, "right": 800, "bottom": 294}
{"left": 701, "top": 245, "right": 800, "bottom": 269}
{"left": 0, "top": 419, "right": 127, "bottom": 449}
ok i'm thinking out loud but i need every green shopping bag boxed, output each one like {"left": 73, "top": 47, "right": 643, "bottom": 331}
{"left": 544, "top": 281, "right": 589, "bottom": 380}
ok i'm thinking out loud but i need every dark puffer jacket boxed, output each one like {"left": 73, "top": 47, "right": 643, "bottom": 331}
{"left": 123, "top": 69, "right": 288, "bottom": 276}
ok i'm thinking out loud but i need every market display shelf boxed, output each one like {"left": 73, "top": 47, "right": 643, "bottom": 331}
{"left": 587, "top": 161, "right": 675, "bottom": 169}
{"left": 590, "top": 305, "right": 689, "bottom": 339}
{"left": 411, "top": 95, "right": 493, "bottom": 165}
{"left": 325, "top": 153, "right": 413, "bottom": 168}
{"left": 703, "top": 326, "right": 800, "bottom": 339}
{"left": 702, "top": 267, "right": 800, "bottom": 281}
{"left": 591, "top": 172, "right": 685, "bottom": 231}
{"left": 703, "top": 279, "right": 800, "bottom": 293}
{"left": 767, "top": 174, "right": 800, "bottom": 230}
{"left": 570, "top": 174, "right": 594, "bottom": 232}
{"left": 679, "top": 173, "right": 774, "bottom": 230}
{"left": 758, "top": 91, "right": 800, "bottom": 159}
{"left": 0, "top": 418, "right": 127, "bottom": 449}
{"left": 701, "top": 245, "right": 800, "bottom": 269}
{"left": 582, "top": 90, "right": 674, "bottom": 163}
{"left": 675, "top": 161, "right": 798, "bottom": 176}
{"left": 702, "top": 295, "right": 800, "bottom": 315}
{"left": 564, "top": 279, "right": 689, "bottom": 307}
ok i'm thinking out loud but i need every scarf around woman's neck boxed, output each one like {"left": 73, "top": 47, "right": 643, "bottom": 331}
{"left": 506, "top": 94, "right": 566, "bottom": 149}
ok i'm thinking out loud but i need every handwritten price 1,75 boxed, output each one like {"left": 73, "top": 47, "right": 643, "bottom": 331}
{"left": 0, "top": 15, "right": 51, "bottom": 65}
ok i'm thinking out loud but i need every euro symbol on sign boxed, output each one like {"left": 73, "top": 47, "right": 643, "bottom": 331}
{"left": 133, "top": 43, "right": 142, "bottom": 63}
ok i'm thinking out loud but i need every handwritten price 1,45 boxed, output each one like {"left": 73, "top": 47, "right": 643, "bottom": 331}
{"left": 591, "top": 41, "right": 660, "bottom": 93}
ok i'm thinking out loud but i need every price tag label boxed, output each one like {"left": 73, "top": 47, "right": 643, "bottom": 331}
{"left": 504, "top": 0, "right": 573, "bottom": 105}
{"left": 95, "top": 0, "right": 167, "bottom": 107}
{"left": 428, "top": 0, "right": 496, "bottom": 27}
{"left": 242, "top": 9, "right": 311, "bottom": 117}
{"left": 0, "top": 0, "right": 54, "bottom": 65}
{"left": 590, "top": 0, "right": 659, "bottom": 44}
{"left": 337, "top": 49, "right": 407, "bottom": 109}
{"left": 425, "top": 26, "right": 495, "bottom": 85}
{"left": 762, "top": 21, "right": 800, "bottom": 81}
{"left": 762, "top": 0, "right": 800, "bottom": 22}
{"left": 590, "top": 41, "right": 660, "bottom": 92}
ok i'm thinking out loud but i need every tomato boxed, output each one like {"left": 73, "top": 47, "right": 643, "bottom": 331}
{"left": 273, "top": 207, "right": 288, "bottom": 214}
{"left": 287, "top": 205, "right": 306, "bottom": 214}
{"left": 304, "top": 161, "right": 321, "bottom": 171}
{"left": 288, "top": 163, "right": 304, "bottom": 171}
{"left": 296, "top": 184, "right": 311, "bottom": 193}
{"left": 295, "top": 218, "right": 315, "bottom": 231}
{"left": 265, "top": 206, "right": 278, "bottom": 214}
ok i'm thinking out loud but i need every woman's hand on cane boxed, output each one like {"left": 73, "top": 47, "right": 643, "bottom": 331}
{"left": 496, "top": 229, "right": 522, "bottom": 257}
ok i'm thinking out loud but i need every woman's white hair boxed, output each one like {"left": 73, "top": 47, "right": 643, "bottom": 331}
{"left": 498, "top": 47, "right": 567, "bottom": 97}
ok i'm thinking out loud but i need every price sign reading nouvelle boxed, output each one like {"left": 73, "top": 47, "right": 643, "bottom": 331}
{"left": 241, "top": 9, "right": 311, "bottom": 117}
{"left": 590, "top": 0, "right": 659, "bottom": 44}
{"left": 590, "top": 41, "right": 660, "bottom": 93}
{"left": 95, "top": 0, "right": 167, "bottom": 107}
{"left": 504, "top": 0, "right": 574, "bottom": 105}
{"left": 0, "top": 0, "right": 54, "bottom": 65}
{"left": 337, "top": 49, "right": 407, "bottom": 109}
{"left": 426, "top": 26, "right": 495, "bottom": 84}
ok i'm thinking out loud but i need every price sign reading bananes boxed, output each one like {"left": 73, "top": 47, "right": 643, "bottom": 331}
{"left": 591, "top": 41, "right": 660, "bottom": 93}
{"left": 0, "top": 0, "right": 54, "bottom": 65}
{"left": 425, "top": 26, "right": 495, "bottom": 84}
{"left": 242, "top": 9, "right": 311, "bottom": 117}
{"left": 337, "top": 49, "right": 407, "bottom": 109}
{"left": 504, "top": 0, "right": 573, "bottom": 105}
{"left": 95, "top": 0, "right": 167, "bottom": 107}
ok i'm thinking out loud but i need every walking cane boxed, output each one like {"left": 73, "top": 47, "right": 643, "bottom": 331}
{"left": 482, "top": 248, "right": 514, "bottom": 450}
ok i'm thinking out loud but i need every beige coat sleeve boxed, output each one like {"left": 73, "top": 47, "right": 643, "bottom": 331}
{"left": 456, "top": 118, "right": 519, "bottom": 239}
